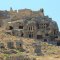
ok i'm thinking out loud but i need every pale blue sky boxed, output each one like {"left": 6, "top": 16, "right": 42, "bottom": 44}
{"left": 0, "top": 0, "right": 60, "bottom": 30}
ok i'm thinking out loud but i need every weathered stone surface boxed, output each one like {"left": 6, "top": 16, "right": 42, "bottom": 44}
{"left": 0, "top": 9, "right": 58, "bottom": 45}
{"left": 7, "top": 41, "right": 14, "bottom": 49}
{"left": 4, "top": 8, "right": 59, "bottom": 46}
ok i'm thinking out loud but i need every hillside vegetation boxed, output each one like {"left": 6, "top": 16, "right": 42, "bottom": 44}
{"left": 0, "top": 27, "right": 60, "bottom": 60}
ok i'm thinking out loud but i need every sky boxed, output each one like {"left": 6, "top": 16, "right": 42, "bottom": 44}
{"left": 0, "top": 0, "right": 60, "bottom": 31}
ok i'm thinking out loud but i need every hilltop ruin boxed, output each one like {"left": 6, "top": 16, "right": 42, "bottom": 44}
{"left": 0, "top": 8, "right": 60, "bottom": 47}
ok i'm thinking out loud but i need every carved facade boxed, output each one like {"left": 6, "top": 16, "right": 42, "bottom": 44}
{"left": 6, "top": 10, "right": 59, "bottom": 43}
{"left": 0, "top": 8, "right": 60, "bottom": 45}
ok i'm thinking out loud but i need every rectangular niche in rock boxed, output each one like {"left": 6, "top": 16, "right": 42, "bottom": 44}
{"left": 16, "top": 41, "right": 25, "bottom": 52}
{"left": 16, "top": 41, "right": 23, "bottom": 49}
{"left": 19, "top": 26, "right": 23, "bottom": 29}
{"left": 7, "top": 41, "right": 14, "bottom": 49}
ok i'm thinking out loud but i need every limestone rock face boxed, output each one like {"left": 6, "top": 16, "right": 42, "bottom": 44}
{"left": 0, "top": 8, "right": 59, "bottom": 45}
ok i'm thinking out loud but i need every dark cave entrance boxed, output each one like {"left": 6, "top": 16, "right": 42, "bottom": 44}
{"left": 9, "top": 26, "right": 13, "bottom": 30}
{"left": 44, "top": 39, "right": 47, "bottom": 42}
{"left": 29, "top": 34, "right": 33, "bottom": 38}
{"left": 37, "top": 35, "right": 42, "bottom": 39}
{"left": 19, "top": 26, "right": 23, "bottom": 29}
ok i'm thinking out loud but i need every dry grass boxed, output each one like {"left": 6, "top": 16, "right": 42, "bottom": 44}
{"left": 0, "top": 28, "right": 60, "bottom": 60}
{"left": 41, "top": 42, "right": 60, "bottom": 55}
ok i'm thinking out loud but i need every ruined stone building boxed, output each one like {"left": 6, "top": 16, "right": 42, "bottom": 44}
{"left": 0, "top": 8, "right": 60, "bottom": 45}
